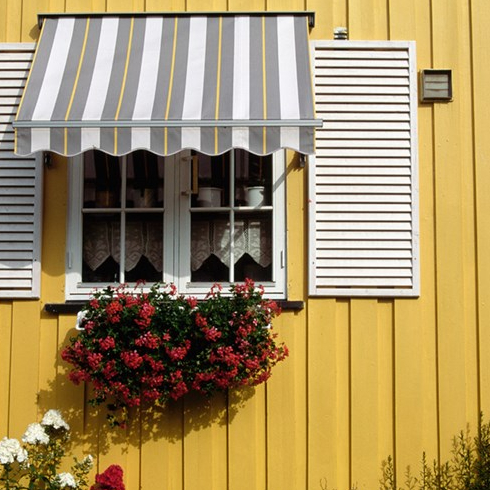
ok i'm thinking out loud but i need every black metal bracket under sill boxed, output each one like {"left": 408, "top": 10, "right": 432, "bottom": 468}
{"left": 44, "top": 300, "right": 304, "bottom": 315}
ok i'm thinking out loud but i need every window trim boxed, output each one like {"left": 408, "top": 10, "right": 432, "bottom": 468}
{"left": 65, "top": 150, "right": 287, "bottom": 300}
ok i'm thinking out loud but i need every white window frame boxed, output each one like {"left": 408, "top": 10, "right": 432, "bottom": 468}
{"left": 65, "top": 150, "right": 287, "bottom": 300}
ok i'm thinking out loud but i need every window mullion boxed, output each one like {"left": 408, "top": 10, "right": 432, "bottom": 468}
{"left": 229, "top": 151, "right": 235, "bottom": 283}
{"left": 174, "top": 155, "right": 181, "bottom": 284}
{"left": 120, "top": 156, "right": 127, "bottom": 284}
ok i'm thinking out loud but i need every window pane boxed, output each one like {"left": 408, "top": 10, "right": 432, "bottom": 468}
{"left": 191, "top": 213, "right": 230, "bottom": 282}
{"left": 83, "top": 150, "right": 121, "bottom": 208}
{"left": 125, "top": 213, "right": 163, "bottom": 282}
{"left": 127, "top": 151, "right": 164, "bottom": 208}
{"left": 82, "top": 213, "right": 120, "bottom": 282}
{"left": 191, "top": 152, "right": 229, "bottom": 208}
{"left": 234, "top": 213, "right": 273, "bottom": 281}
{"left": 190, "top": 212, "right": 273, "bottom": 282}
{"left": 235, "top": 150, "right": 272, "bottom": 207}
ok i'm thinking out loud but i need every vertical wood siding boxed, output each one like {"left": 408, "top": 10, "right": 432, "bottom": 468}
{"left": 1, "top": 1, "right": 489, "bottom": 489}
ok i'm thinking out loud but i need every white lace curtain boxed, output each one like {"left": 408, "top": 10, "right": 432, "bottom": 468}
{"left": 83, "top": 218, "right": 272, "bottom": 273}
{"left": 190, "top": 219, "right": 272, "bottom": 271}
{"left": 83, "top": 220, "right": 163, "bottom": 272}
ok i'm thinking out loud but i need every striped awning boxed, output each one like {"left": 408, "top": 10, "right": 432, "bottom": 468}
{"left": 14, "top": 13, "right": 321, "bottom": 157}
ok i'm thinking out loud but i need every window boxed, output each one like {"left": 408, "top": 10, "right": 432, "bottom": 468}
{"left": 308, "top": 40, "right": 419, "bottom": 297}
{"left": 66, "top": 149, "right": 286, "bottom": 299}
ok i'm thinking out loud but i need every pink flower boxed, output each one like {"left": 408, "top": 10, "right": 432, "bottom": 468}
{"left": 142, "top": 388, "right": 161, "bottom": 402}
{"left": 91, "top": 464, "right": 125, "bottom": 490}
{"left": 170, "top": 381, "right": 188, "bottom": 400}
{"left": 135, "top": 301, "right": 155, "bottom": 328}
{"left": 99, "top": 336, "right": 115, "bottom": 351}
{"left": 61, "top": 347, "right": 73, "bottom": 363}
{"left": 135, "top": 332, "right": 161, "bottom": 349}
{"left": 192, "top": 371, "right": 215, "bottom": 391}
{"left": 169, "top": 371, "right": 188, "bottom": 400}
{"left": 195, "top": 313, "right": 207, "bottom": 327}
{"left": 253, "top": 371, "right": 272, "bottom": 385}
{"left": 102, "top": 360, "right": 117, "bottom": 380}
{"left": 122, "top": 294, "right": 138, "bottom": 308}
{"left": 143, "top": 355, "right": 164, "bottom": 372}
{"left": 236, "top": 325, "right": 252, "bottom": 338}
{"left": 87, "top": 352, "right": 103, "bottom": 370}
{"left": 186, "top": 296, "right": 198, "bottom": 309}
{"left": 141, "top": 374, "right": 164, "bottom": 387}
{"left": 68, "top": 370, "right": 90, "bottom": 384}
{"left": 105, "top": 300, "right": 123, "bottom": 316}
{"left": 140, "top": 302, "right": 155, "bottom": 319}
{"left": 168, "top": 283, "right": 178, "bottom": 296}
{"left": 165, "top": 340, "right": 191, "bottom": 361}
{"left": 202, "top": 326, "right": 221, "bottom": 342}
{"left": 244, "top": 358, "right": 260, "bottom": 370}
{"left": 84, "top": 320, "right": 95, "bottom": 332}
{"left": 209, "top": 346, "right": 241, "bottom": 367}
{"left": 205, "top": 283, "right": 223, "bottom": 298}
{"left": 121, "top": 351, "right": 143, "bottom": 369}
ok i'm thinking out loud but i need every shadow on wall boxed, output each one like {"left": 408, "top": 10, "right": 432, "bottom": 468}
{"left": 36, "top": 328, "right": 256, "bottom": 455}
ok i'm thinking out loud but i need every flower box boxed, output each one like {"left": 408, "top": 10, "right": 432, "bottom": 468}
{"left": 62, "top": 280, "right": 287, "bottom": 426}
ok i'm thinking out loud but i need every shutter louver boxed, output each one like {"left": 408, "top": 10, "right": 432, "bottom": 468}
{"left": 0, "top": 44, "right": 42, "bottom": 298}
{"left": 309, "top": 41, "right": 419, "bottom": 297}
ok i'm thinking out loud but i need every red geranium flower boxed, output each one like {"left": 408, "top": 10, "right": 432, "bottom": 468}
{"left": 91, "top": 464, "right": 125, "bottom": 490}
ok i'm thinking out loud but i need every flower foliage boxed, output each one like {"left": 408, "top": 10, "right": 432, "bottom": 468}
{"left": 62, "top": 280, "right": 288, "bottom": 425}
{"left": 90, "top": 465, "right": 125, "bottom": 490}
{"left": 0, "top": 410, "right": 94, "bottom": 490}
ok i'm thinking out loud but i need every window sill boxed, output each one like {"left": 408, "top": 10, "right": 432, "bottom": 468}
{"left": 44, "top": 300, "right": 304, "bottom": 315}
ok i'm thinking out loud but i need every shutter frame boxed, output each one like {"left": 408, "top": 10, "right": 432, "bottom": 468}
{"left": 0, "top": 43, "right": 42, "bottom": 299}
{"left": 308, "top": 40, "right": 419, "bottom": 297}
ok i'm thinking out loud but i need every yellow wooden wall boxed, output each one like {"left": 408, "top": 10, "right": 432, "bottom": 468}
{"left": 1, "top": 1, "right": 490, "bottom": 489}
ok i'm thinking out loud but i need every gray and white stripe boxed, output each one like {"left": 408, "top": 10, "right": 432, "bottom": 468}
{"left": 14, "top": 14, "right": 320, "bottom": 157}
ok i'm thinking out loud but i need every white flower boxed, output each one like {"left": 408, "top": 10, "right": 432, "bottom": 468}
{"left": 54, "top": 472, "right": 77, "bottom": 488}
{"left": 41, "top": 410, "right": 70, "bottom": 431}
{"left": 82, "top": 454, "right": 94, "bottom": 468}
{"left": 0, "top": 437, "right": 28, "bottom": 465}
{"left": 22, "top": 423, "right": 49, "bottom": 445}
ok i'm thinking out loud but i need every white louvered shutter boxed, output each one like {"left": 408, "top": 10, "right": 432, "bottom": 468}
{"left": 0, "top": 44, "right": 42, "bottom": 298}
{"left": 308, "top": 41, "right": 419, "bottom": 297}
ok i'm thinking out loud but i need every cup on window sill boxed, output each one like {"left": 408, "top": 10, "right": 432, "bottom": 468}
{"left": 246, "top": 186, "right": 265, "bottom": 207}
{"left": 197, "top": 187, "right": 222, "bottom": 207}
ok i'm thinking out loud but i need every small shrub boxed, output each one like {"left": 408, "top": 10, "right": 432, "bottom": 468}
{"left": 319, "top": 477, "right": 358, "bottom": 490}
{"left": 0, "top": 409, "right": 93, "bottom": 490}
{"left": 380, "top": 414, "right": 490, "bottom": 490}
